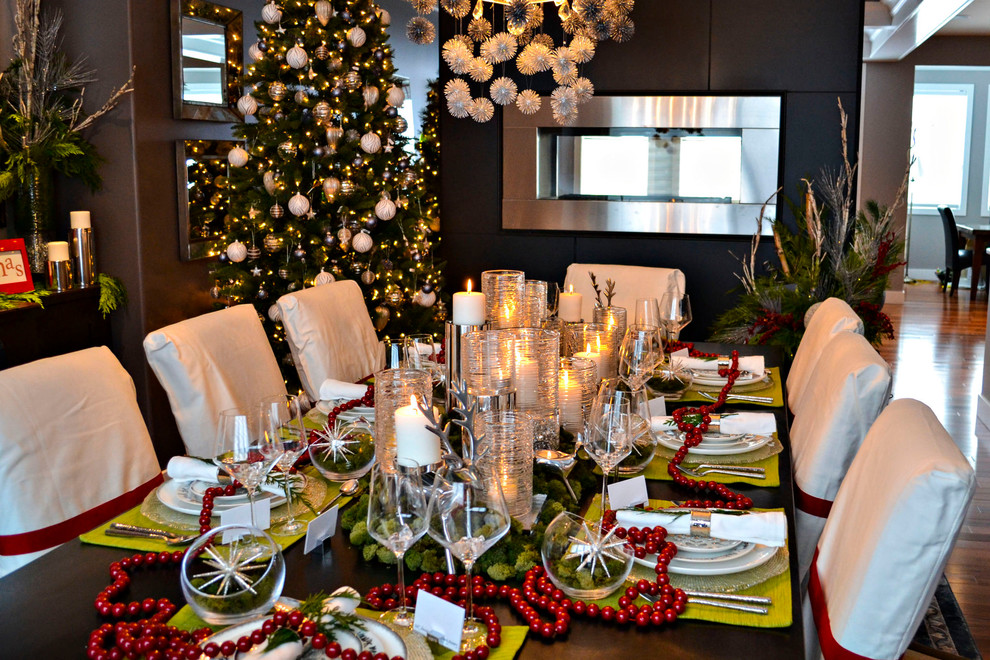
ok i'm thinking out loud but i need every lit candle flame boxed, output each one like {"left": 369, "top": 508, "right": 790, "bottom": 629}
{"left": 466, "top": 278, "right": 473, "bottom": 293}
{"left": 595, "top": 336, "right": 602, "bottom": 352}
{"left": 568, "top": 284, "right": 574, "bottom": 293}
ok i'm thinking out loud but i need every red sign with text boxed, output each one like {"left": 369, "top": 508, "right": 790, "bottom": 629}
{"left": 0, "top": 239, "right": 35, "bottom": 294}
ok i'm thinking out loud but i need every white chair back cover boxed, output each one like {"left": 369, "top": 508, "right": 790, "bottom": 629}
{"left": 0, "top": 347, "right": 161, "bottom": 577}
{"left": 790, "top": 331, "right": 891, "bottom": 583}
{"left": 803, "top": 399, "right": 974, "bottom": 660}
{"left": 277, "top": 280, "right": 384, "bottom": 400}
{"left": 563, "top": 263, "right": 686, "bottom": 322}
{"left": 144, "top": 305, "right": 286, "bottom": 457}
{"left": 787, "top": 298, "right": 864, "bottom": 411}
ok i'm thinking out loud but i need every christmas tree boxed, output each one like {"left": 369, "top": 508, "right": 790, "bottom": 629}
{"left": 417, "top": 78, "right": 440, "bottom": 233}
{"left": 209, "top": 0, "right": 445, "bottom": 382}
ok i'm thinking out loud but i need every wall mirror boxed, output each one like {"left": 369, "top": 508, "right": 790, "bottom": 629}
{"left": 176, "top": 140, "right": 240, "bottom": 260}
{"left": 171, "top": 0, "right": 243, "bottom": 121}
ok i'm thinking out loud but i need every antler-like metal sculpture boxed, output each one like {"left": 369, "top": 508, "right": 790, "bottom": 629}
{"left": 416, "top": 378, "right": 489, "bottom": 487}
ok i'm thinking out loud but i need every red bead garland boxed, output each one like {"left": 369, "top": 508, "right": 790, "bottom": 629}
{"left": 321, "top": 385, "right": 375, "bottom": 428}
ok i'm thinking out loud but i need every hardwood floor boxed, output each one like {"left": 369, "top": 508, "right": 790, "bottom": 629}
{"left": 879, "top": 282, "right": 989, "bottom": 654}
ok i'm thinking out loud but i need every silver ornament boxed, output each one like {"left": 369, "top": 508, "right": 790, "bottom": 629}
{"left": 386, "top": 84, "right": 406, "bottom": 107}
{"left": 293, "top": 244, "right": 307, "bottom": 259}
{"left": 386, "top": 290, "right": 404, "bottom": 307}
{"left": 417, "top": 290, "right": 437, "bottom": 307}
{"left": 226, "top": 241, "right": 248, "bottom": 262}
{"left": 288, "top": 193, "right": 310, "bottom": 216}
{"left": 394, "top": 117, "right": 408, "bottom": 133}
{"left": 279, "top": 267, "right": 289, "bottom": 279}
{"left": 361, "top": 270, "right": 376, "bottom": 284}
{"left": 264, "top": 234, "right": 281, "bottom": 252}
{"left": 345, "top": 129, "right": 361, "bottom": 142}
{"left": 268, "top": 81, "right": 287, "bottom": 101}
{"left": 249, "top": 43, "right": 264, "bottom": 61}
{"left": 340, "top": 180, "right": 355, "bottom": 196}
{"left": 210, "top": 286, "right": 221, "bottom": 299}
{"left": 268, "top": 304, "right": 282, "bottom": 322}
{"left": 375, "top": 194, "right": 396, "bottom": 220}
{"left": 270, "top": 203, "right": 284, "bottom": 218}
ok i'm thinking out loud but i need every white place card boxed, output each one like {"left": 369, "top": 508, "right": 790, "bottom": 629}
{"left": 413, "top": 589, "right": 465, "bottom": 651}
{"left": 220, "top": 499, "right": 271, "bottom": 543}
{"left": 304, "top": 506, "right": 338, "bottom": 553}
{"left": 608, "top": 475, "right": 649, "bottom": 510}
{"left": 646, "top": 396, "right": 666, "bottom": 417}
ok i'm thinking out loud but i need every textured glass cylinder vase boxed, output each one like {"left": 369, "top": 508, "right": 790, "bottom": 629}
{"left": 563, "top": 322, "right": 612, "bottom": 382}
{"left": 558, "top": 357, "right": 597, "bottom": 435}
{"left": 522, "top": 280, "right": 548, "bottom": 328}
{"left": 479, "top": 410, "right": 534, "bottom": 519}
{"left": 508, "top": 328, "right": 560, "bottom": 449}
{"left": 13, "top": 164, "right": 54, "bottom": 275}
{"left": 481, "top": 269, "right": 524, "bottom": 329}
{"left": 462, "top": 329, "right": 516, "bottom": 396}
{"left": 373, "top": 368, "right": 432, "bottom": 468}
{"left": 592, "top": 306, "right": 626, "bottom": 379}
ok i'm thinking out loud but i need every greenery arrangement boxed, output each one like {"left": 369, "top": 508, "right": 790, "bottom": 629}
{"left": 0, "top": 289, "right": 49, "bottom": 310}
{"left": 96, "top": 273, "right": 127, "bottom": 318}
{"left": 711, "top": 101, "right": 908, "bottom": 356}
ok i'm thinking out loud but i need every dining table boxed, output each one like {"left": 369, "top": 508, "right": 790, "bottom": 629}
{"left": 0, "top": 343, "right": 804, "bottom": 658}
{"left": 955, "top": 222, "right": 990, "bottom": 300}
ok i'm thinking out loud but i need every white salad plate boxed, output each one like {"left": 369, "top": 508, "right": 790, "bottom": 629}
{"left": 634, "top": 542, "right": 777, "bottom": 576}
{"left": 689, "top": 369, "right": 769, "bottom": 387}
{"left": 658, "top": 431, "right": 773, "bottom": 456}
{"left": 157, "top": 479, "right": 286, "bottom": 516}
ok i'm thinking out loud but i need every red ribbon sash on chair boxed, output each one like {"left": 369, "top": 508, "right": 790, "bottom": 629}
{"left": 0, "top": 473, "right": 163, "bottom": 556}
{"left": 795, "top": 484, "right": 834, "bottom": 518}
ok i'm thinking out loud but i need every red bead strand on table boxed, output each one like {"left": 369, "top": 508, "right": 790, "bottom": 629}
{"left": 315, "top": 384, "right": 375, "bottom": 430}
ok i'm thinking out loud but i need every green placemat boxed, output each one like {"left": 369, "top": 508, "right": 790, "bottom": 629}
{"left": 585, "top": 497, "right": 792, "bottom": 628}
{"left": 79, "top": 470, "right": 351, "bottom": 553}
{"left": 641, "top": 449, "right": 780, "bottom": 487}
{"left": 675, "top": 367, "right": 784, "bottom": 407}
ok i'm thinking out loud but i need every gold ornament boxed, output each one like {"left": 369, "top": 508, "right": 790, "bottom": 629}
{"left": 340, "top": 180, "right": 356, "bottom": 196}
{"left": 363, "top": 85, "right": 380, "bottom": 107}
{"left": 286, "top": 45, "right": 308, "bottom": 69}
{"left": 263, "top": 171, "right": 278, "bottom": 195}
{"left": 348, "top": 27, "right": 367, "bottom": 47}
{"left": 344, "top": 70, "right": 361, "bottom": 90}
{"left": 270, "top": 203, "right": 285, "bottom": 218}
{"left": 374, "top": 305, "right": 390, "bottom": 331}
{"left": 314, "top": 0, "right": 333, "bottom": 25}
{"left": 361, "top": 270, "right": 376, "bottom": 284}
{"left": 264, "top": 234, "right": 281, "bottom": 252}
{"left": 337, "top": 227, "right": 353, "bottom": 245}
{"left": 323, "top": 176, "right": 341, "bottom": 198}
{"left": 268, "top": 82, "right": 287, "bottom": 101}
{"left": 314, "top": 101, "right": 331, "bottom": 120}
{"left": 278, "top": 141, "right": 297, "bottom": 157}
{"left": 315, "top": 44, "right": 330, "bottom": 60}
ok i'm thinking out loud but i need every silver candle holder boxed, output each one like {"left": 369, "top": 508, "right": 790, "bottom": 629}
{"left": 47, "top": 259, "right": 72, "bottom": 292}
{"left": 444, "top": 321, "right": 482, "bottom": 413}
{"left": 71, "top": 227, "right": 95, "bottom": 288}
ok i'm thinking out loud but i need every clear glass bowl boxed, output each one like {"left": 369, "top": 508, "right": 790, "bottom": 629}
{"left": 309, "top": 422, "right": 376, "bottom": 481}
{"left": 180, "top": 525, "right": 285, "bottom": 625}
{"left": 616, "top": 414, "right": 657, "bottom": 476}
{"left": 646, "top": 366, "right": 694, "bottom": 400}
{"left": 541, "top": 511, "right": 632, "bottom": 601}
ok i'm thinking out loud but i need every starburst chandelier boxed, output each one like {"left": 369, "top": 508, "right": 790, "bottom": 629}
{"left": 405, "top": 0, "right": 636, "bottom": 125}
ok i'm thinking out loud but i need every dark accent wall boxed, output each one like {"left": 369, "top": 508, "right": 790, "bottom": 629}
{"left": 439, "top": 0, "right": 865, "bottom": 338}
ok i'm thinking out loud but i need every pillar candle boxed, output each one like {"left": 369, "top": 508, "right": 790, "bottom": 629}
{"left": 70, "top": 211, "right": 91, "bottom": 229}
{"left": 394, "top": 396, "right": 440, "bottom": 467}
{"left": 47, "top": 241, "right": 70, "bottom": 262}
{"left": 558, "top": 369, "right": 582, "bottom": 430}
{"left": 558, "top": 285, "right": 582, "bottom": 322}
{"left": 514, "top": 354, "right": 539, "bottom": 408}
{"left": 574, "top": 343, "right": 604, "bottom": 381}
{"left": 452, "top": 279, "right": 486, "bottom": 325}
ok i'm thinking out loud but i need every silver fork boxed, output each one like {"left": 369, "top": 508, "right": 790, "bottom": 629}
{"left": 105, "top": 523, "right": 199, "bottom": 546}
{"left": 675, "top": 464, "right": 765, "bottom": 479}
{"left": 695, "top": 463, "right": 765, "bottom": 474}
{"left": 698, "top": 391, "right": 774, "bottom": 404}
{"left": 626, "top": 579, "right": 770, "bottom": 614}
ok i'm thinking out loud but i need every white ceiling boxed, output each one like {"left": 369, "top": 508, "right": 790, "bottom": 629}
{"left": 938, "top": 0, "right": 990, "bottom": 34}
{"left": 863, "top": 0, "right": 984, "bottom": 61}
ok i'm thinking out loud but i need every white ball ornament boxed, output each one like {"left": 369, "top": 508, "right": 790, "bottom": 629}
{"left": 286, "top": 45, "right": 308, "bottom": 69}
{"left": 323, "top": 176, "right": 341, "bottom": 198}
{"left": 314, "top": 0, "right": 333, "bottom": 25}
{"left": 375, "top": 194, "right": 396, "bottom": 220}
{"left": 417, "top": 290, "right": 437, "bottom": 307}
{"left": 236, "top": 94, "right": 257, "bottom": 115}
{"left": 386, "top": 85, "right": 405, "bottom": 107}
{"left": 315, "top": 269, "right": 335, "bottom": 286}
{"left": 227, "top": 146, "right": 249, "bottom": 167}
{"left": 264, "top": 171, "right": 278, "bottom": 195}
{"left": 348, "top": 27, "right": 367, "bottom": 47}
{"left": 363, "top": 85, "right": 380, "bottom": 107}
{"left": 268, "top": 304, "right": 282, "bottom": 322}
{"left": 288, "top": 193, "right": 310, "bottom": 217}
{"left": 226, "top": 241, "right": 248, "bottom": 262}
{"left": 378, "top": 8, "right": 391, "bottom": 26}
{"left": 262, "top": 3, "right": 282, "bottom": 24}
{"left": 360, "top": 132, "right": 382, "bottom": 154}
{"left": 352, "top": 231, "right": 373, "bottom": 253}
{"left": 249, "top": 43, "right": 264, "bottom": 61}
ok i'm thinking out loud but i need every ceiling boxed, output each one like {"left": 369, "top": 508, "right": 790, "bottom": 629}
{"left": 864, "top": 0, "right": 990, "bottom": 61}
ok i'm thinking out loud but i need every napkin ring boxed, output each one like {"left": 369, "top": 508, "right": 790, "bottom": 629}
{"left": 690, "top": 510, "right": 712, "bottom": 537}
{"left": 717, "top": 357, "right": 731, "bottom": 368}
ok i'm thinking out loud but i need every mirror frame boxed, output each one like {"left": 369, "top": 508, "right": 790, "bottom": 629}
{"left": 171, "top": 0, "right": 243, "bottom": 122}
{"left": 176, "top": 139, "right": 242, "bottom": 261}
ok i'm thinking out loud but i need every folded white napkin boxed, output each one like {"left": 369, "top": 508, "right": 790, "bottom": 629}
{"left": 166, "top": 456, "right": 219, "bottom": 482}
{"left": 319, "top": 378, "right": 367, "bottom": 401}
{"left": 671, "top": 349, "right": 764, "bottom": 375}
{"left": 615, "top": 509, "right": 787, "bottom": 547}
{"left": 650, "top": 412, "right": 777, "bottom": 436}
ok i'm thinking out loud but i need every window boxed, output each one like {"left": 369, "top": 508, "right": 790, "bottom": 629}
{"left": 909, "top": 83, "right": 973, "bottom": 214}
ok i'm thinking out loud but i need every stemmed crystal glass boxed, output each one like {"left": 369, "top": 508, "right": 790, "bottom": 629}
{"left": 366, "top": 461, "right": 428, "bottom": 629}
{"left": 213, "top": 408, "right": 283, "bottom": 533}
{"left": 427, "top": 465, "right": 510, "bottom": 650}
{"left": 546, "top": 282, "right": 561, "bottom": 319}
{"left": 405, "top": 334, "right": 443, "bottom": 391}
{"left": 659, "top": 292, "right": 692, "bottom": 344}
{"left": 617, "top": 324, "right": 664, "bottom": 392}
{"left": 584, "top": 395, "right": 633, "bottom": 526}
{"left": 260, "top": 394, "right": 308, "bottom": 536}
{"left": 634, "top": 297, "right": 661, "bottom": 328}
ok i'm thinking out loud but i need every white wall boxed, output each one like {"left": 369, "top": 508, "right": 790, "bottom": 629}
{"left": 379, "top": 0, "right": 438, "bottom": 138}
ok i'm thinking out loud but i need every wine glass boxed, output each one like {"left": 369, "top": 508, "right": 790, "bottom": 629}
{"left": 659, "top": 292, "right": 692, "bottom": 344}
{"left": 634, "top": 297, "right": 661, "bottom": 328}
{"left": 546, "top": 282, "right": 561, "bottom": 319}
{"left": 260, "top": 394, "right": 308, "bottom": 536}
{"left": 427, "top": 465, "right": 510, "bottom": 650}
{"left": 617, "top": 324, "right": 663, "bottom": 392}
{"left": 366, "top": 461, "right": 428, "bottom": 629}
{"left": 405, "top": 334, "right": 443, "bottom": 390}
{"left": 584, "top": 395, "right": 633, "bottom": 526}
{"left": 213, "top": 408, "right": 283, "bottom": 533}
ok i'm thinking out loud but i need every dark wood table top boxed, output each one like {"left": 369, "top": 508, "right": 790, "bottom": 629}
{"left": 0, "top": 344, "right": 803, "bottom": 658}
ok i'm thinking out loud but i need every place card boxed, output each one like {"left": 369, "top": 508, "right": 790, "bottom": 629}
{"left": 608, "top": 475, "right": 649, "bottom": 510}
{"left": 220, "top": 499, "right": 271, "bottom": 543}
{"left": 413, "top": 589, "right": 465, "bottom": 651}
{"left": 304, "top": 506, "right": 338, "bottom": 553}
{"left": 646, "top": 396, "right": 666, "bottom": 417}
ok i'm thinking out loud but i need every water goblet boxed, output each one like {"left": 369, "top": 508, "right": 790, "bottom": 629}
{"left": 584, "top": 396, "right": 633, "bottom": 526}
{"left": 634, "top": 297, "right": 662, "bottom": 328}
{"left": 260, "top": 394, "right": 308, "bottom": 536}
{"left": 617, "top": 324, "right": 663, "bottom": 392}
{"left": 659, "top": 292, "right": 692, "bottom": 344}
{"left": 213, "top": 409, "right": 283, "bottom": 534}
{"left": 366, "top": 461, "right": 428, "bottom": 629}
{"left": 405, "top": 333, "right": 444, "bottom": 390}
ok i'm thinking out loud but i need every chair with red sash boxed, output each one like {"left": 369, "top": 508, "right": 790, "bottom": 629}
{"left": 144, "top": 304, "right": 287, "bottom": 458}
{"left": 803, "top": 398, "right": 974, "bottom": 659}
{"left": 0, "top": 347, "right": 162, "bottom": 577}
{"left": 790, "top": 331, "right": 891, "bottom": 585}
{"left": 276, "top": 279, "right": 384, "bottom": 402}
{"left": 787, "top": 297, "right": 864, "bottom": 413}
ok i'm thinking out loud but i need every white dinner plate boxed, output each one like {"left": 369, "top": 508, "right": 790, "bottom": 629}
{"left": 188, "top": 480, "right": 249, "bottom": 505}
{"left": 669, "top": 533, "right": 743, "bottom": 556}
{"left": 156, "top": 480, "right": 286, "bottom": 516}
{"left": 657, "top": 431, "right": 773, "bottom": 456}
{"left": 317, "top": 400, "right": 375, "bottom": 416}
{"left": 634, "top": 542, "right": 777, "bottom": 576}
{"left": 671, "top": 542, "right": 755, "bottom": 565}
{"left": 197, "top": 611, "right": 405, "bottom": 660}
{"left": 698, "top": 432, "right": 747, "bottom": 444}
{"left": 689, "top": 369, "right": 769, "bottom": 387}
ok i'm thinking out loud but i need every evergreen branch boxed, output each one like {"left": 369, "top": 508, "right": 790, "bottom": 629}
{"left": 97, "top": 273, "right": 127, "bottom": 317}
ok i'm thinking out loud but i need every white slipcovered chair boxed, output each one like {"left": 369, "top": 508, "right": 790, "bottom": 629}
{"left": 787, "top": 297, "right": 864, "bottom": 412}
{"left": 790, "top": 331, "right": 891, "bottom": 583}
{"left": 563, "top": 263, "right": 686, "bottom": 322}
{"left": 144, "top": 304, "right": 286, "bottom": 458}
{"left": 277, "top": 280, "right": 384, "bottom": 401}
{"left": 0, "top": 347, "right": 162, "bottom": 577}
{"left": 803, "top": 398, "right": 974, "bottom": 659}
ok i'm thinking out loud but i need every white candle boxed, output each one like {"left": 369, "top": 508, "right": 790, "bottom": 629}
{"left": 394, "top": 396, "right": 440, "bottom": 467}
{"left": 70, "top": 211, "right": 91, "bottom": 229}
{"left": 452, "top": 279, "right": 486, "bottom": 326}
{"left": 559, "top": 285, "right": 583, "bottom": 322}
{"left": 47, "top": 241, "right": 70, "bottom": 262}
{"left": 574, "top": 342, "right": 604, "bottom": 381}
{"left": 558, "top": 369, "right": 582, "bottom": 431}
{"left": 514, "top": 354, "right": 539, "bottom": 408}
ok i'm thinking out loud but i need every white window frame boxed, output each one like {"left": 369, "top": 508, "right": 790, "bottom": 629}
{"left": 981, "top": 90, "right": 990, "bottom": 217}
{"left": 909, "top": 83, "right": 974, "bottom": 216}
